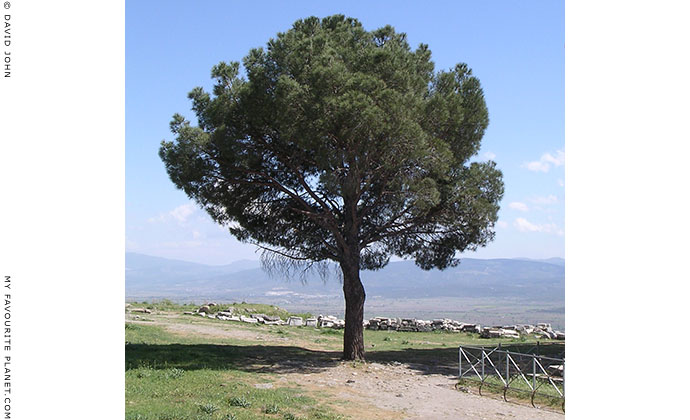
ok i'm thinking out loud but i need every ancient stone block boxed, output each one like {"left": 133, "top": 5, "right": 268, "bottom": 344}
{"left": 287, "top": 316, "right": 303, "bottom": 326}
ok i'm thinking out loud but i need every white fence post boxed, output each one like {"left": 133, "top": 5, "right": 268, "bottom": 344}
{"left": 458, "top": 346, "right": 462, "bottom": 379}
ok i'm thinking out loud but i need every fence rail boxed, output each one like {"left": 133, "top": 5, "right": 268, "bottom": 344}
{"left": 458, "top": 345, "right": 565, "bottom": 412}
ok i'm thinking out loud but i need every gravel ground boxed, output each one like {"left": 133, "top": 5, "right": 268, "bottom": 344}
{"left": 282, "top": 361, "right": 564, "bottom": 420}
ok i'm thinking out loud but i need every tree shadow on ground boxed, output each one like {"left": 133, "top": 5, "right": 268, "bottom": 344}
{"left": 126, "top": 342, "right": 564, "bottom": 377}
{"left": 126, "top": 343, "right": 342, "bottom": 374}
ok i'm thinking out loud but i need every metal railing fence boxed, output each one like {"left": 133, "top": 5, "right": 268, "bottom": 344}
{"left": 458, "top": 345, "right": 565, "bottom": 412}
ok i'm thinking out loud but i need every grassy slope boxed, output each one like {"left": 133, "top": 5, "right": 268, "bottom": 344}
{"left": 126, "top": 322, "right": 347, "bottom": 420}
{"left": 125, "top": 307, "right": 564, "bottom": 420}
{"left": 129, "top": 300, "right": 314, "bottom": 319}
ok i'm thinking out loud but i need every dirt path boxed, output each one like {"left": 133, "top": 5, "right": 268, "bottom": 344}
{"left": 128, "top": 314, "right": 313, "bottom": 347}
{"left": 159, "top": 318, "right": 278, "bottom": 342}
{"left": 281, "top": 361, "right": 563, "bottom": 420}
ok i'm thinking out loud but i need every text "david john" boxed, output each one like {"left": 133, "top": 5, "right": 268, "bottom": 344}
{"left": 4, "top": 14, "right": 10, "bottom": 78}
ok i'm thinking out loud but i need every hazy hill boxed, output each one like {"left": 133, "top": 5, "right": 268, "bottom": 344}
{"left": 514, "top": 257, "right": 565, "bottom": 267}
{"left": 125, "top": 252, "right": 564, "bottom": 302}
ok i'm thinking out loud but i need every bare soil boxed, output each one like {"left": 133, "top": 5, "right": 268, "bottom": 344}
{"left": 280, "top": 361, "right": 563, "bottom": 420}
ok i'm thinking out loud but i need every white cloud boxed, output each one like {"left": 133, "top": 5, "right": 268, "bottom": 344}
{"left": 484, "top": 151, "right": 496, "bottom": 160}
{"left": 558, "top": 178, "right": 565, "bottom": 187}
{"left": 514, "top": 217, "right": 564, "bottom": 236}
{"left": 514, "top": 217, "right": 540, "bottom": 232}
{"left": 496, "top": 220, "right": 508, "bottom": 228}
{"left": 542, "top": 150, "right": 565, "bottom": 166}
{"left": 509, "top": 202, "right": 529, "bottom": 212}
{"left": 169, "top": 204, "right": 196, "bottom": 222}
{"left": 148, "top": 203, "right": 197, "bottom": 224}
{"left": 524, "top": 160, "right": 550, "bottom": 172}
{"left": 522, "top": 149, "right": 565, "bottom": 173}
{"left": 529, "top": 195, "right": 558, "bottom": 205}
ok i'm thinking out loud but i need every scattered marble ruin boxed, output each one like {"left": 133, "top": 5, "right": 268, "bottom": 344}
{"left": 178, "top": 304, "right": 565, "bottom": 340}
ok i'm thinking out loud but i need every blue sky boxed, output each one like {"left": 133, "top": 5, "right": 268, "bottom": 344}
{"left": 126, "top": 0, "right": 564, "bottom": 265}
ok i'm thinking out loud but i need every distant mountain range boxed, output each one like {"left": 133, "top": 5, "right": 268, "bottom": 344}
{"left": 125, "top": 253, "right": 564, "bottom": 303}
{"left": 514, "top": 257, "right": 565, "bottom": 267}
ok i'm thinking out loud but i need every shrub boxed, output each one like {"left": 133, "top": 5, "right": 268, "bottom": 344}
{"left": 199, "top": 403, "right": 220, "bottom": 415}
{"left": 228, "top": 396, "right": 251, "bottom": 408}
{"left": 264, "top": 403, "right": 280, "bottom": 414}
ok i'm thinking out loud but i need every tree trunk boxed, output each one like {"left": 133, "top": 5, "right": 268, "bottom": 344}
{"left": 341, "top": 257, "right": 366, "bottom": 360}
{"left": 341, "top": 169, "right": 365, "bottom": 360}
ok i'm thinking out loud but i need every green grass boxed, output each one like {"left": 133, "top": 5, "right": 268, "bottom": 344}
{"left": 126, "top": 307, "right": 564, "bottom": 419}
{"left": 128, "top": 300, "right": 313, "bottom": 319}
{"left": 126, "top": 364, "right": 335, "bottom": 420}
{"left": 126, "top": 322, "right": 348, "bottom": 420}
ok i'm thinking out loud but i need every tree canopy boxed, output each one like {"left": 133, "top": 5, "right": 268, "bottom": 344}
{"left": 160, "top": 15, "right": 504, "bottom": 359}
